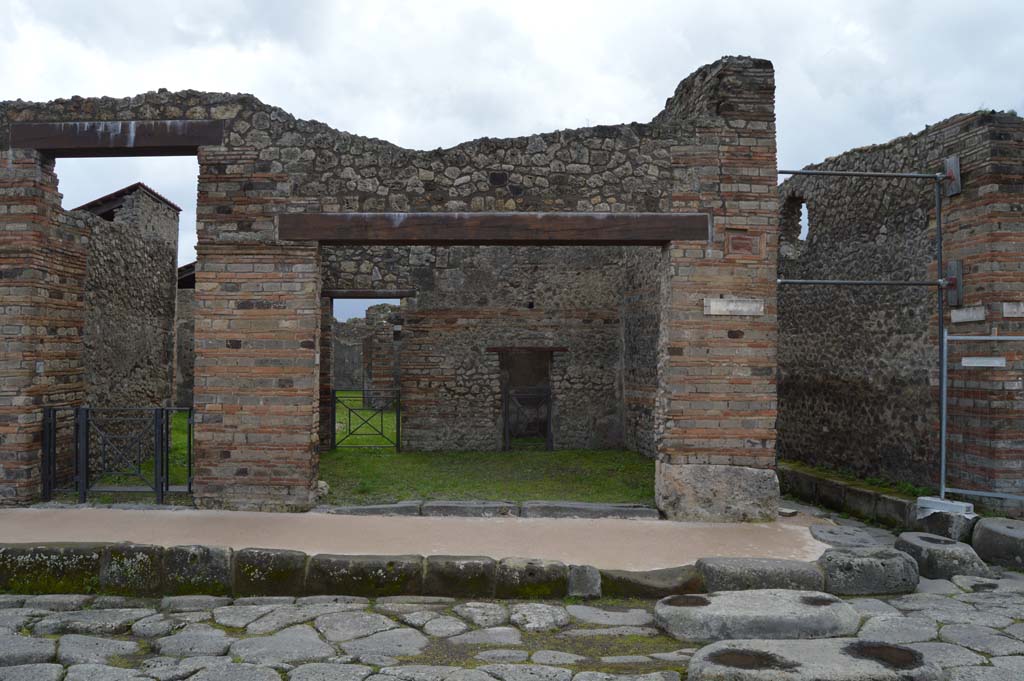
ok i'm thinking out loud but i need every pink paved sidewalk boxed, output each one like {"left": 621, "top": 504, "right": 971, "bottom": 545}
{"left": 0, "top": 507, "right": 829, "bottom": 570}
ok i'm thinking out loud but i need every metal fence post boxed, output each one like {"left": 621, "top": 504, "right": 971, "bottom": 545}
{"left": 154, "top": 409, "right": 165, "bottom": 505}
{"left": 187, "top": 408, "right": 194, "bottom": 494}
{"left": 76, "top": 407, "right": 88, "bottom": 503}
{"left": 394, "top": 390, "right": 402, "bottom": 452}
{"left": 939, "top": 329, "right": 949, "bottom": 500}
{"left": 41, "top": 408, "right": 53, "bottom": 501}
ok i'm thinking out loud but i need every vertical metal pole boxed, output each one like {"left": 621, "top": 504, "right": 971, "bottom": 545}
{"left": 940, "top": 329, "right": 949, "bottom": 499}
{"left": 187, "top": 408, "right": 194, "bottom": 494}
{"left": 154, "top": 409, "right": 165, "bottom": 505}
{"left": 41, "top": 408, "right": 52, "bottom": 501}
{"left": 934, "top": 177, "right": 947, "bottom": 499}
{"left": 76, "top": 407, "right": 88, "bottom": 503}
{"left": 395, "top": 390, "right": 402, "bottom": 452}
{"left": 331, "top": 390, "right": 337, "bottom": 448}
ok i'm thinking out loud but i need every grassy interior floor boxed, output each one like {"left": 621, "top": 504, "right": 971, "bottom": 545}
{"left": 318, "top": 447, "right": 655, "bottom": 507}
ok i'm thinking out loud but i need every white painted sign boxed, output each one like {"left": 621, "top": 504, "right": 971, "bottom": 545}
{"left": 951, "top": 306, "right": 986, "bottom": 324}
{"left": 703, "top": 298, "right": 765, "bottom": 316}
{"left": 1002, "top": 302, "right": 1024, "bottom": 318}
{"left": 962, "top": 356, "right": 1007, "bottom": 368}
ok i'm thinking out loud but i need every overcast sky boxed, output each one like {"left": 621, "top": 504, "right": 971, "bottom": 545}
{"left": 4, "top": 0, "right": 1022, "bottom": 320}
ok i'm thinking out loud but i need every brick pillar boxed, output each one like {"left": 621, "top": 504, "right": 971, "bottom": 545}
{"left": 653, "top": 59, "right": 780, "bottom": 521}
{"left": 318, "top": 296, "right": 334, "bottom": 451}
{"left": 0, "top": 149, "right": 88, "bottom": 504}
{"left": 192, "top": 243, "right": 321, "bottom": 511}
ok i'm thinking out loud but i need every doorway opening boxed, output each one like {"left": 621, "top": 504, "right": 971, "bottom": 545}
{"left": 499, "top": 349, "right": 555, "bottom": 451}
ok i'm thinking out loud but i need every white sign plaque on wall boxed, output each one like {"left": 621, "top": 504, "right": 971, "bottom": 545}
{"left": 703, "top": 298, "right": 765, "bottom": 316}
{"left": 962, "top": 356, "right": 1007, "bottom": 368}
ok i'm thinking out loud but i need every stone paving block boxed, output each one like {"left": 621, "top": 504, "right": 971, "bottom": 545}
{"left": 519, "top": 501, "right": 659, "bottom": 520}
{"left": 315, "top": 611, "right": 399, "bottom": 643}
{"left": 495, "top": 558, "right": 567, "bottom": 599}
{"left": 598, "top": 566, "right": 702, "bottom": 598}
{"left": 906, "top": 642, "right": 986, "bottom": 669}
{"left": 858, "top": 615, "right": 937, "bottom": 643}
{"left": 0, "top": 634, "right": 55, "bottom": 666}
{"left": 600, "top": 655, "right": 654, "bottom": 664}
{"left": 421, "top": 501, "right": 519, "bottom": 517}
{"left": 687, "top": 638, "right": 943, "bottom": 680}
{"left": 248, "top": 603, "right": 360, "bottom": 635}
{"left": 567, "top": 565, "right": 601, "bottom": 599}
{"left": 0, "top": 664, "right": 64, "bottom": 681}
{"left": 895, "top": 532, "right": 992, "bottom": 580}
{"left": 478, "top": 650, "right": 530, "bottom": 663}
{"left": 99, "top": 544, "right": 164, "bottom": 596}
{"left": 810, "top": 524, "right": 886, "bottom": 548}
{"left": 972, "top": 518, "right": 1024, "bottom": 570}
{"left": 939, "top": 625, "right": 1024, "bottom": 656}
{"left": 915, "top": 512, "right": 978, "bottom": 543}
{"left": 0, "top": 596, "right": 25, "bottom": 609}
{"left": 23, "top": 594, "right": 93, "bottom": 611}
{"left": 531, "top": 651, "right": 586, "bottom": 665}
{"left": 234, "top": 547, "right": 308, "bottom": 597}
{"left": 479, "top": 663, "right": 573, "bottom": 681}
{"left": 307, "top": 554, "right": 423, "bottom": 597}
{"left": 64, "top": 664, "right": 153, "bottom": 681}
{"left": 289, "top": 663, "right": 375, "bottom": 681}
{"left": 848, "top": 598, "right": 900, "bottom": 617}
{"left": 990, "top": 656, "right": 1024, "bottom": 672}
{"left": 161, "top": 595, "right": 231, "bottom": 612}
{"left": 917, "top": 577, "right": 961, "bottom": 594}
{"left": 817, "top": 547, "right": 918, "bottom": 595}
{"left": 557, "top": 626, "right": 659, "bottom": 638}
{"left": 946, "top": 667, "right": 1019, "bottom": 681}
{"left": 189, "top": 663, "right": 281, "bottom": 681}
{"left": 565, "top": 605, "right": 653, "bottom": 626}
{"left": 235, "top": 596, "right": 296, "bottom": 606}
{"left": 130, "top": 613, "right": 176, "bottom": 638}
{"left": 696, "top": 557, "right": 824, "bottom": 592}
{"left": 212, "top": 604, "right": 277, "bottom": 628}
{"left": 423, "top": 555, "right": 496, "bottom": 598}
{"left": 231, "top": 624, "right": 335, "bottom": 665}
{"left": 453, "top": 602, "right": 508, "bottom": 628}
{"left": 654, "top": 590, "right": 859, "bottom": 642}
{"left": 91, "top": 596, "right": 155, "bottom": 610}
{"left": 423, "top": 616, "right": 469, "bottom": 637}
{"left": 32, "top": 608, "right": 156, "bottom": 635}
{"left": 574, "top": 673, "right": 679, "bottom": 681}
{"left": 297, "top": 595, "right": 370, "bottom": 606}
{"left": 340, "top": 628, "right": 429, "bottom": 658}
{"left": 0, "top": 543, "right": 105, "bottom": 594}
{"left": 449, "top": 626, "right": 522, "bottom": 646}
{"left": 57, "top": 634, "right": 140, "bottom": 665}
{"left": 163, "top": 545, "right": 232, "bottom": 596}
{"left": 155, "top": 624, "right": 235, "bottom": 657}
{"left": 510, "top": 603, "right": 570, "bottom": 632}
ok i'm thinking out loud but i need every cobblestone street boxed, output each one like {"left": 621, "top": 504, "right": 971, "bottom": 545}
{"left": 1, "top": 572, "right": 1024, "bottom": 681}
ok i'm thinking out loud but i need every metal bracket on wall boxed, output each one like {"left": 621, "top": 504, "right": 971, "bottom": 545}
{"left": 945, "top": 260, "right": 964, "bottom": 307}
{"left": 944, "top": 156, "right": 962, "bottom": 197}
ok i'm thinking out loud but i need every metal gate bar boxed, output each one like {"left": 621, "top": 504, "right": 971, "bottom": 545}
{"left": 502, "top": 386, "right": 553, "bottom": 451}
{"left": 332, "top": 389, "right": 401, "bottom": 449}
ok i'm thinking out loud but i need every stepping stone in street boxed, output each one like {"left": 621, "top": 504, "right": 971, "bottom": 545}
{"left": 565, "top": 605, "right": 653, "bottom": 626}
{"left": 895, "top": 533, "right": 992, "bottom": 580}
{"left": 340, "top": 628, "right": 429, "bottom": 658}
{"left": 817, "top": 547, "right": 918, "bottom": 596}
{"left": 230, "top": 624, "right": 335, "bottom": 665}
{"left": 315, "top": 611, "right": 398, "bottom": 643}
{"left": 32, "top": 608, "right": 156, "bottom": 635}
{"left": 289, "top": 663, "right": 375, "bottom": 681}
{"left": 510, "top": 604, "right": 570, "bottom": 632}
{"left": 479, "top": 664, "right": 573, "bottom": 681}
{"left": 0, "top": 663, "right": 64, "bottom": 681}
{"left": 453, "top": 602, "right": 509, "bottom": 628}
{"left": 654, "top": 590, "right": 859, "bottom": 642}
{"left": 858, "top": 615, "right": 937, "bottom": 644}
{"left": 449, "top": 626, "right": 522, "bottom": 646}
{"left": 971, "top": 518, "right": 1024, "bottom": 570}
{"left": 57, "top": 634, "right": 139, "bottom": 665}
{"left": 0, "top": 635, "right": 56, "bottom": 666}
{"left": 688, "top": 638, "right": 943, "bottom": 680}
{"left": 155, "top": 624, "right": 235, "bottom": 657}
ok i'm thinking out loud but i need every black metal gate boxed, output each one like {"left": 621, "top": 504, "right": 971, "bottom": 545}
{"left": 41, "top": 406, "right": 193, "bottom": 503}
{"left": 331, "top": 389, "right": 401, "bottom": 449}
{"left": 502, "top": 386, "right": 553, "bottom": 450}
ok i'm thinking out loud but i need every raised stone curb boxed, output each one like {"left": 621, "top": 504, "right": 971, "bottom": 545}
{"left": 971, "top": 518, "right": 1024, "bottom": 569}
{"left": 495, "top": 558, "right": 567, "bottom": 599}
{"left": 421, "top": 501, "right": 519, "bottom": 518}
{"left": 307, "top": 555, "right": 424, "bottom": 597}
{"left": 817, "top": 547, "right": 919, "bottom": 596}
{"left": 599, "top": 566, "right": 703, "bottom": 598}
{"left": 778, "top": 464, "right": 916, "bottom": 528}
{"left": 894, "top": 532, "right": 992, "bottom": 580}
{"left": 423, "top": 555, "right": 496, "bottom": 597}
{"left": 688, "top": 638, "right": 943, "bottom": 680}
{"left": 695, "top": 557, "right": 824, "bottom": 592}
{"left": 313, "top": 502, "right": 424, "bottom": 516}
{"left": 520, "top": 501, "right": 661, "bottom": 520}
{"left": 654, "top": 590, "right": 859, "bottom": 642}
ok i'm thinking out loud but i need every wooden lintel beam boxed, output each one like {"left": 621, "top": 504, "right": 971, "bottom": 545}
{"left": 280, "top": 212, "right": 711, "bottom": 246}
{"left": 9, "top": 120, "right": 224, "bottom": 157}
{"left": 485, "top": 347, "right": 569, "bottom": 353}
{"left": 322, "top": 289, "right": 417, "bottom": 299}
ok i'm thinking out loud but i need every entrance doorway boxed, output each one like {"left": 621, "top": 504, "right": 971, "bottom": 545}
{"left": 499, "top": 349, "right": 554, "bottom": 450}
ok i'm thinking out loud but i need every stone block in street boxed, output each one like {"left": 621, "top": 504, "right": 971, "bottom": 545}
{"left": 895, "top": 533, "right": 992, "bottom": 580}
{"left": 971, "top": 518, "right": 1024, "bottom": 570}
{"left": 817, "top": 547, "right": 918, "bottom": 595}
{"left": 696, "top": 557, "right": 824, "bottom": 592}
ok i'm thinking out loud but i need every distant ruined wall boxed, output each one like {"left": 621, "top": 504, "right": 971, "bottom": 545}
{"left": 332, "top": 317, "right": 367, "bottom": 389}
{"left": 778, "top": 112, "right": 1024, "bottom": 508}
{"left": 81, "top": 189, "right": 179, "bottom": 408}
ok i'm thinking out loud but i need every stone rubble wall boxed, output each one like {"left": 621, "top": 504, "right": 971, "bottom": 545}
{"left": 81, "top": 188, "right": 179, "bottom": 408}
{"left": 174, "top": 288, "right": 195, "bottom": 407}
{"left": 332, "top": 317, "right": 367, "bottom": 389}
{"left": 778, "top": 111, "right": 1024, "bottom": 512}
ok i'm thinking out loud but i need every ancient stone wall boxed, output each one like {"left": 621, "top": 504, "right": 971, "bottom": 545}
{"left": 332, "top": 317, "right": 367, "bottom": 389}
{"left": 2, "top": 55, "right": 781, "bottom": 516}
{"left": 778, "top": 112, "right": 1024, "bottom": 510}
{"left": 80, "top": 187, "right": 179, "bottom": 408}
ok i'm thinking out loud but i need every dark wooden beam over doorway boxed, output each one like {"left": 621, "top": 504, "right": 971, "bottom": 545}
{"left": 8, "top": 120, "right": 225, "bottom": 157}
{"left": 279, "top": 212, "right": 711, "bottom": 246}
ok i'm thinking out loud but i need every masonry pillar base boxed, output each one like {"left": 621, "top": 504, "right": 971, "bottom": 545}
{"left": 655, "top": 462, "right": 779, "bottom": 522}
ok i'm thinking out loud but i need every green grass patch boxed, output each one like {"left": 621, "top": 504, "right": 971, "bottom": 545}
{"left": 333, "top": 390, "right": 399, "bottom": 447}
{"left": 319, "top": 447, "right": 655, "bottom": 506}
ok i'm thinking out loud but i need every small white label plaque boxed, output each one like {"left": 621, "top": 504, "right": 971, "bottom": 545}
{"left": 1002, "top": 302, "right": 1024, "bottom": 318}
{"left": 951, "top": 306, "right": 986, "bottom": 324}
{"left": 703, "top": 298, "right": 765, "bottom": 316}
{"left": 962, "top": 356, "right": 1007, "bottom": 368}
